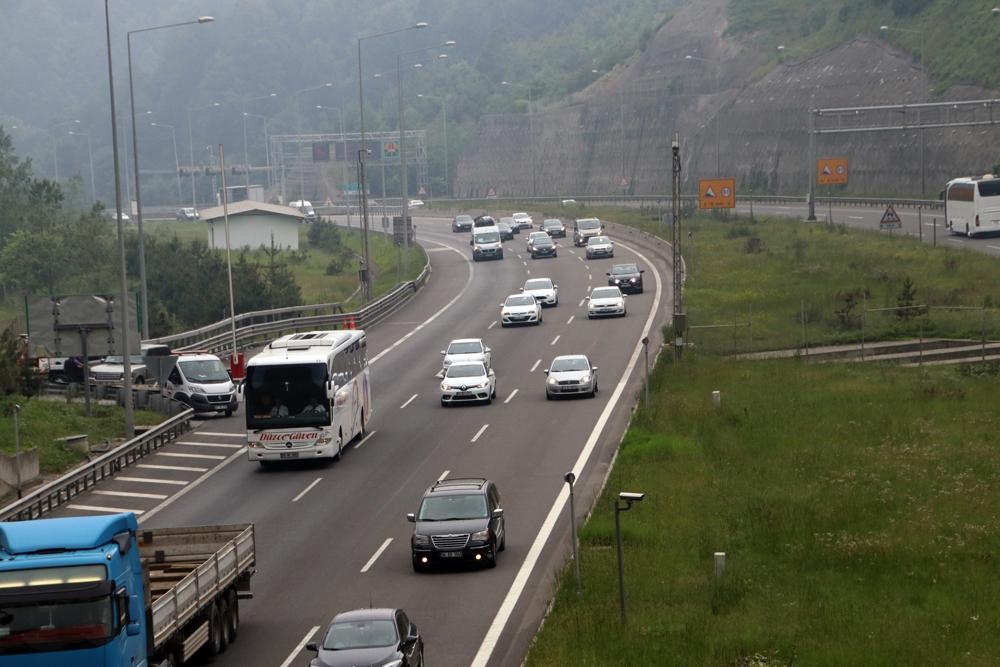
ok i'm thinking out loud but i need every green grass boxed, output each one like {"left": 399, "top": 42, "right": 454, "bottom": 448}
{"left": 528, "top": 356, "right": 1000, "bottom": 666}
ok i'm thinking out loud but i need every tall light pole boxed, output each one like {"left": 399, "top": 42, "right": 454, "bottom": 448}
{"left": 685, "top": 54, "right": 722, "bottom": 177}
{"left": 150, "top": 122, "right": 182, "bottom": 202}
{"left": 242, "top": 112, "right": 272, "bottom": 189}
{"left": 357, "top": 21, "right": 429, "bottom": 301}
{"left": 501, "top": 80, "right": 537, "bottom": 196}
{"left": 50, "top": 119, "right": 80, "bottom": 181}
{"left": 316, "top": 105, "right": 349, "bottom": 203}
{"left": 188, "top": 101, "right": 221, "bottom": 209}
{"left": 880, "top": 24, "right": 926, "bottom": 196}
{"left": 416, "top": 93, "right": 449, "bottom": 197}
{"left": 128, "top": 16, "right": 214, "bottom": 340}
{"left": 242, "top": 92, "right": 276, "bottom": 189}
{"left": 67, "top": 130, "right": 96, "bottom": 202}
{"left": 103, "top": 0, "right": 134, "bottom": 439}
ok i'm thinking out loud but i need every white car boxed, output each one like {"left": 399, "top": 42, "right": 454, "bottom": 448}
{"left": 585, "top": 235, "right": 615, "bottom": 259}
{"left": 526, "top": 231, "right": 550, "bottom": 253}
{"left": 544, "top": 355, "right": 598, "bottom": 399}
{"left": 441, "top": 338, "right": 492, "bottom": 373}
{"left": 91, "top": 353, "right": 147, "bottom": 385}
{"left": 500, "top": 293, "right": 543, "bottom": 327}
{"left": 440, "top": 362, "right": 496, "bottom": 406}
{"left": 521, "top": 277, "right": 559, "bottom": 307}
{"left": 586, "top": 286, "right": 626, "bottom": 318}
{"left": 512, "top": 212, "right": 533, "bottom": 230}
{"left": 408, "top": 199, "right": 425, "bottom": 208}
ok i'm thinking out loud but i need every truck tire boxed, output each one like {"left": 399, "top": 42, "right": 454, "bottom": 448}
{"left": 205, "top": 600, "right": 225, "bottom": 656}
{"left": 226, "top": 589, "right": 240, "bottom": 642}
{"left": 217, "top": 598, "right": 231, "bottom": 651}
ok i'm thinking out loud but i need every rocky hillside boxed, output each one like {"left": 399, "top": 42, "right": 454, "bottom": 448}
{"left": 454, "top": 0, "right": 1000, "bottom": 198}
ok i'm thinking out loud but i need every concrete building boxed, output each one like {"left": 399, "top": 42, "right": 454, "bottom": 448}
{"left": 200, "top": 201, "right": 305, "bottom": 251}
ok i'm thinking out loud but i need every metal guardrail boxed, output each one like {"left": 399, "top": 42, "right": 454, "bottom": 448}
{"left": 0, "top": 410, "right": 193, "bottom": 522}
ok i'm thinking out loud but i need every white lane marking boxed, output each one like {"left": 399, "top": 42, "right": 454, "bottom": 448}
{"left": 353, "top": 430, "right": 377, "bottom": 449}
{"left": 194, "top": 432, "right": 245, "bottom": 438}
{"left": 138, "top": 447, "right": 248, "bottom": 525}
{"left": 988, "top": 245, "right": 1000, "bottom": 251}
{"left": 523, "top": 261, "right": 528, "bottom": 266}
{"left": 68, "top": 504, "right": 145, "bottom": 515}
{"left": 578, "top": 256, "right": 584, "bottom": 262}
{"left": 292, "top": 477, "right": 323, "bottom": 503}
{"left": 360, "top": 538, "right": 394, "bottom": 573}
{"left": 400, "top": 393, "right": 419, "bottom": 409}
{"left": 370, "top": 241, "right": 474, "bottom": 365}
{"left": 159, "top": 452, "right": 226, "bottom": 460}
{"left": 569, "top": 249, "right": 576, "bottom": 255}
{"left": 116, "top": 477, "right": 189, "bottom": 486}
{"left": 578, "top": 298, "right": 586, "bottom": 307}
{"left": 438, "top": 469, "right": 450, "bottom": 481}
{"left": 516, "top": 254, "right": 522, "bottom": 259}
{"left": 526, "top": 269, "right": 531, "bottom": 275}
{"left": 947, "top": 238, "right": 964, "bottom": 244}
{"left": 278, "top": 626, "right": 321, "bottom": 667}
{"left": 585, "top": 264, "right": 590, "bottom": 270}
{"left": 488, "top": 320, "right": 497, "bottom": 330}
{"left": 93, "top": 490, "right": 168, "bottom": 500}
{"left": 586, "top": 285, "right": 592, "bottom": 293}
{"left": 551, "top": 335, "right": 561, "bottom": 345}
{"left": 472, "top": 238, "right": 663, "bottom": 667}
{"left": 471, "top": 424, "right": 489, "bottom": 443}
{"left": 588, "top": 274, "right": 592, "bottom": 281}
{"left": 504, "top": 389, "right": 518, "bottom": 404}
{"left": 924, "top": 222, "right": 937, "bottom": 227}
{"left": 137, "top": 463, "right": 208, "bottom": 473}
{"left": 176, "top": 441, "right": 244, "bottom": 449}
{"left": 567, "top": 315, "right": 575, "bottom": 324}
{"left": 530, "top": 359, "right": 541, "bottom": 372}
{"left": 849, "top": 215, "right": 864, "bottom": 220}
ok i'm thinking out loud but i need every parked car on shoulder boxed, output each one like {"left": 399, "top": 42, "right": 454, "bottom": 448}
{"left": 408, "top": 199, "right": 425, "bottom": 208}
{"left": 408, "top": 477, "right": 505, "bottom": 570}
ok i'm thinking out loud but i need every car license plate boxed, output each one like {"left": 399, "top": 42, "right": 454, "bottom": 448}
{"left": 279, "top": 452, "right": 299, "bottom": 460}
{"left": 440, "top": 551, "right": 463, "bottom": 558}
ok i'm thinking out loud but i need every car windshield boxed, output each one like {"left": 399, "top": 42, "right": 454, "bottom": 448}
{"left": 577, "top": 219, "right": 601, "bottom": 230}
{"left": 474, "top": 232, "right": 500, "bottom": 244}
{"left": 505, "top": 295, "right": 536, "bottom": 306}
{"left": 551, "top": 357, "right": 590, "bottom": 372}
{"left": 101, "top": 355, "right": 143, "bottom": 365}
{"left": 534, "top": 237, "right": 554, "bottom": 246}
{"left": 611, "top": 264, "right": 638, "bottom": 275}
{"left": 322, "top": 619, "right": 398, "bottom": 650}
{"left": 588, "top": 236, "right": 610, "bottom": 245}
{"left": 446, "top": 363, "right": 486, "bottom": 379}
{"left": 418, "top": 493, "right": 489, "bottom": 520}
{"left": 544, "top": 219, "right": 562, "bottom": 226}
{"left": 447, "top": 341, "right": 483, "bottom": 355}
{"left": 591, "top": 288, "right": 621, "bottom": 299}
{"left": 524, "top": 279, "right": 553, "bottom": 290}
{"left": 513, "top": 212, "right": 528, "bottom": 218}
{"left": 529, "top": 233, "right": 548, "bottom": 240}
{"left": 178, "top": 359, "right": 230, "bottom": 384}
{"left": 456, "top": 215, "right": 473, "bottom": 222}
{"left": 500, "top": 217, "right": 515, "bottom": 225}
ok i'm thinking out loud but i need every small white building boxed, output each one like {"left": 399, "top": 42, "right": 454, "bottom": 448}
{"left": 200, "top": 201, "right": 305, "bottom": 251}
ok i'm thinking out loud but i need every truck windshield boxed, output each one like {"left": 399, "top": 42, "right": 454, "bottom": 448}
{"left": 245, "top": 363, "right": 329, "bottom": 429}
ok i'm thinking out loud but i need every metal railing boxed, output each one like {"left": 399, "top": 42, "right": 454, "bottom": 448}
{"left": 0, "top": 411, "right": 193, "bottom": 521}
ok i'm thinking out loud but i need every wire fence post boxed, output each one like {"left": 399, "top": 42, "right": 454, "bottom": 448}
{"left": 983, "top": 307, "right": 988, "bottom": 362}
{"left": 748, "top": 303, "right": 753, "bottom": 354}
{"left": 801, "top": 299, "right": 808, "bottom": 357}
{"left": 933, "top": 216, "right": 937, "bottom": 247}
{"left": 918, "top": 206, "right": 923, "bottom": 242}
{"left": 861, "top": 293, "right": 867, "bottom": 361}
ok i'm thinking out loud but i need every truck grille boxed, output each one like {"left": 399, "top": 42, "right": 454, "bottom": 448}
{"left": 431, "top": 534, "right": 470, "bottom": 550}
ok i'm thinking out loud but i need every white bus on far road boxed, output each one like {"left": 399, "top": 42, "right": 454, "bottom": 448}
{"left": 243, "top": 330, "right": 371, "bottom": 466}
{"left": 944, "top": 175, "right": 1000, "bottom": 237}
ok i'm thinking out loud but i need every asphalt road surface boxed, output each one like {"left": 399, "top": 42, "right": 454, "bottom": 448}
{"left": 51, "top": 216, "right": 674, "bottom": 667}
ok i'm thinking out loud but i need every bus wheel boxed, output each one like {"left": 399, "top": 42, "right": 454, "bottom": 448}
{"left": 334, "top": 429, "right": 344, "bottom": 461}
{"left": 358, "top": 409, "right": 367, "bottom": 440}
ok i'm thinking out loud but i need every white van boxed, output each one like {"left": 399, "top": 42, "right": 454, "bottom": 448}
{"left": 944, "top": 175, "right": 1000, "bottom": 237}
{"left": 290, "top": 200, "right": 317, "bottom": 223}
{"left": 162, "top": 353, "right": 238, "bottom": 416}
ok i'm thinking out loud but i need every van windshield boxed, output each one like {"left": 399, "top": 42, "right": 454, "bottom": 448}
{"left": 474, "top": 232, "right": 500, "bottom": 244}
{"left": 178, "top": 359, "right": 230, "bottom": 384}
{"left": 577, "top": 219, "right": 601, "bottom": 230}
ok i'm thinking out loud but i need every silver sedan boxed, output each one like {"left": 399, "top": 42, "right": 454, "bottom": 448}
{"left": 544, "top": 355, "right": 598, "bottom": 399}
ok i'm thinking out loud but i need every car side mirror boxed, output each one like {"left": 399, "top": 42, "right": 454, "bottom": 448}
{"left": 306, "top": 642, "right": 319, "bottom": 653}
{"left": 591, "top": 366, "right": 599, "bottom": 371}
{"left": 640, "top": 270, "right": 645, "bottom": 273}
{"left": 542, "top": 369, "right": 549, "bottom": 375}
{"left": 519, "top": 287, "right": 524, "bottom": 292}
{"left": 126, "top": 595, "right": 142, "bottom": 636}
{"left": 492, "top": 508, "right": 504, "bottom": 518}
{"left": 584, "top": 296, "right": 590, "bottom": 300}
{"left": 485, "top": 347, "right": 491, "bottom": 353}
{"left": 326, "top": 380, "right": 337, "bottom": 399}
{"left": 406, "top": 513, "right": 416, "bottom": 523}
{"left": 606, "top": 272, "right": 611, "bottom": 276}
{"left": 440, "top": 350, "right": 446, "bottom": 355}
{"left": 554, "top": 284, "right": 558, "bottom": 288}
{"left": 488, "top": 369, "right": 495, "bottom": 376}
{"left": 469, "top": 239, "right": 473, "bottom": 246}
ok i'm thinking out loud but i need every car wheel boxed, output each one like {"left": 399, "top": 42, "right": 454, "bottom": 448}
{"left": 546, "top": 391, "right": 553, "bottom": 400}
{"left": 590, "top": 384, "right": 597, "bottom": 398}
{"left": 486, "top": 538, "right": 498, "bottom": 568}
{"left": 412, "top": 558, "right": 424, "bottom": 573}
{"left": 440, "top": 398, "right": 448, "bottom": 407}
{"left": 135, "top": 376, "right": 145, "bottom": 385}
{"left": 224, "top": 408, "right": 233, "bottom": 417}
{"left": 499, "top": 251, "right": 504, "bottom": 260}
{"left": 500, "top": 528, "right": 506, "bottom": 551}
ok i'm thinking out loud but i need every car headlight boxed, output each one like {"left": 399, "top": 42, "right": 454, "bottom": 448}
{"left": 440, "top": 383, "right": 449, "bottom": 391}
{"left": 384, "top": 661, "right": 404, "bottom": 667}
{"left": 471, "top": 529, "right": 490, "bottom": 542}
{"left": 613, "top": 279, "right": 621, "bottom": 284}
{"left": 547, "top": 377, "right": 558, "bottom": 385}
{"left": 580, "top": 374, "right": 591, "bottom": 384}
{"left": 413, "top": 534, "right": 430, "bottom": 546}
{"left": 629, "top": 278, "right": 637, "bottom": 283}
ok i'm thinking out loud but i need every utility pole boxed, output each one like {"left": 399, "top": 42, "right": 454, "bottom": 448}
{"left": 671, "top": 133, "right": 685, "bottom": 360}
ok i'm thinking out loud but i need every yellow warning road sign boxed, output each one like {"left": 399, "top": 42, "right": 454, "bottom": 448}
{"left": 817, "top": 158, "right": 849, "bottom": 185}
{"left": 698, "top": 178, "right": 736, "bottom": 209}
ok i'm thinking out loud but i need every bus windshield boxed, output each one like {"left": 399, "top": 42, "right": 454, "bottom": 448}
{"left": 246, "top": 363, "right": 329, "bottom": 429}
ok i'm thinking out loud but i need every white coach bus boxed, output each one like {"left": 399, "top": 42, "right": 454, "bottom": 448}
{"left": 242, "top": 330, "right": 371, "bottom": 466}
{"left": 944, "top": 175, "right": 1000, "bottom": 237}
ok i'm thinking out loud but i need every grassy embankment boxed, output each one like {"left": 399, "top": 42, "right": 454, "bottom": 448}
{"left": 523, "top": 207, "right": 1000, "bottom": 665}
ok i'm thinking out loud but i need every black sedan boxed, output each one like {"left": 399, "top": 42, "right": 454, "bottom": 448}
{"left": 530, "top": 235, "right": 558, "bottom": 258}
{"left": 497, "top": 221, "right": 515, "bottom": 240}
{"left": 541, "top": 218, "right": 566, "bottom": 237}
{"left": 308, "top": 608, "right": 423, "bottom": 667}
{"left": 607, "top": 262, "right": 644, "bottom": 293}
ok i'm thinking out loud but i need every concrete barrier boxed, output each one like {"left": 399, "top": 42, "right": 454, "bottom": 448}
{"left": 0, "top": 450, "right": 40, "bottom": 496}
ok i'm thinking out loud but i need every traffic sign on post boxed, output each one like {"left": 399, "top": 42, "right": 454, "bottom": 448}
{"left": 817, "top": 157, "right": 849, "bottom": 185}
{"left": 619, "top": 176, "right": 629, "bottom": 188}
{"left": 880, "top": 204, "right": 902, "bottom": 230}
{"left": 698, "top": 178, "right": 736, "bottom": 209}
{"left": 486, "top": 187, "right": 497, "bottom": 199}
{"left": 382, "top": 141, "right": 399, "bottom": 160}
{"left": 417, "top": 186, "right": 427, "bottom": 196}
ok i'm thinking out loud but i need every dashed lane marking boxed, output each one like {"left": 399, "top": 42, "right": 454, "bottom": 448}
{"left": 292, "top": 477, "right": 323, "bottom": 503}
{"left": 471, "top": 424, "right": 489, "bottom": 443}
{"left": 137, "top": 463, "right": 208, "bottom": 473}
{"left": 159, "top": 452, "right": 227, "bottom": 461}
{"left": 93, "top": 490, "right": 168, "bottom": 500}
{"left": 360, "top": 538, "right": 394, "bottom": 573}
{"left": 116, "top": 477, "right": 189, "bottom": 486}
{"left": 504, "top": 389, "right": 518, "bottom": 404}
{"left": 400, "top": 393, "right": 419, "bottom": 409}
{"left": 68, "top": 504, "right": 145, "bottom": 515}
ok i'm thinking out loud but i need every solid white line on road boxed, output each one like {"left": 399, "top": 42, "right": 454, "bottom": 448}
{"left": 68, "top": 504, "right": 145, "bottom": 515}
{"left": 438, "top": 469, "right": 450, "bottom": 481}
{"left": 488, "top": 320, "right": 497, "bottom": 330}
{"left": 566, "top": 315, "right": 575, "bottom": 324}
{"left": 370, "top": 241, "right": 474, "bottom": 365}
{"left": 292, "top": 477, "right": 323, "bottom": 503}
{"left": 472, "top": 238, "right": 664, "bottom": 667}
{"left": 137, "top": 463, "right": 208, "bottom": 473}
{"left": 138, "top": 447, "right": 248, "bottom": 525}
{"left": 93, "top": 490, "right": 168, "bottom": 500}
{"left": 471, "top": 424, "right": 489, "bottom": 443}
{"left": 117, "top": 477, "right": 189, "bottom": 486}
{"left": 159, "top": 452, "right": 227, "bottom": 461}
{"left": 400, "top": 393, "right": 419, "bottom": 409}
{"left": 947, "top": 238, "right": 964, "bottom": 243}
{"left": 176, "top": 441, "right": 244, "bottom": 449}
{"left": 530, "top": 359, "right": 541, "bottom": 372}
{"left": 353, "top": 430, "right": 377, "bottom": 449}
{"left": 360, "top": 538, "right": 394, "bottom": 573}
{"left": 551, "top": 335, "right": 561, "bottom": 345}
{"left": 504, "top": 389, "right": 518, "bottom": 404}
{"left": 194, "top": 432, "right": 245, "bottom": 438}
{"left": 278, "top": 626, "right": 321, "bottom": 667}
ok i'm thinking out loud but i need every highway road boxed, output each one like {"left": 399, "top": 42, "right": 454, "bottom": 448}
{"left": 50, "top": 216, "right": 674, "bottom": 666}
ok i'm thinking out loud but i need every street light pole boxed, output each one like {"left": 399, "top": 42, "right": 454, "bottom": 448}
{"left": 317, "top": 105, "right": 349, "bottom": 204}
{"left": 150, "top": 122, "right": 182, "bottom": 202}
{"left": 417, "top": 94, "right": 449, "bottom": 197}
{"left": 242, "top": 112, "right": 272, "bottom": 188}
{"left": 188, "top": 101, "right": 221, "bottom": 210}
{"left": 241, "top": 92, "right": 275, "bottom": 191}
{"left": 68, "top": 130, "right": 96, "bottom": 201}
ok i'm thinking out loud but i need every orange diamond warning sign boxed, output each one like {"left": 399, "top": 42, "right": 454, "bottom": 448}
{"left": 817, "top": 157, "right": 849, "bottom": 185}
{"left": 880, "top": 204, "right": 902, "bottom": 230}
{"left": 698, "top": 178, "right": 736, "bottom": 209}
